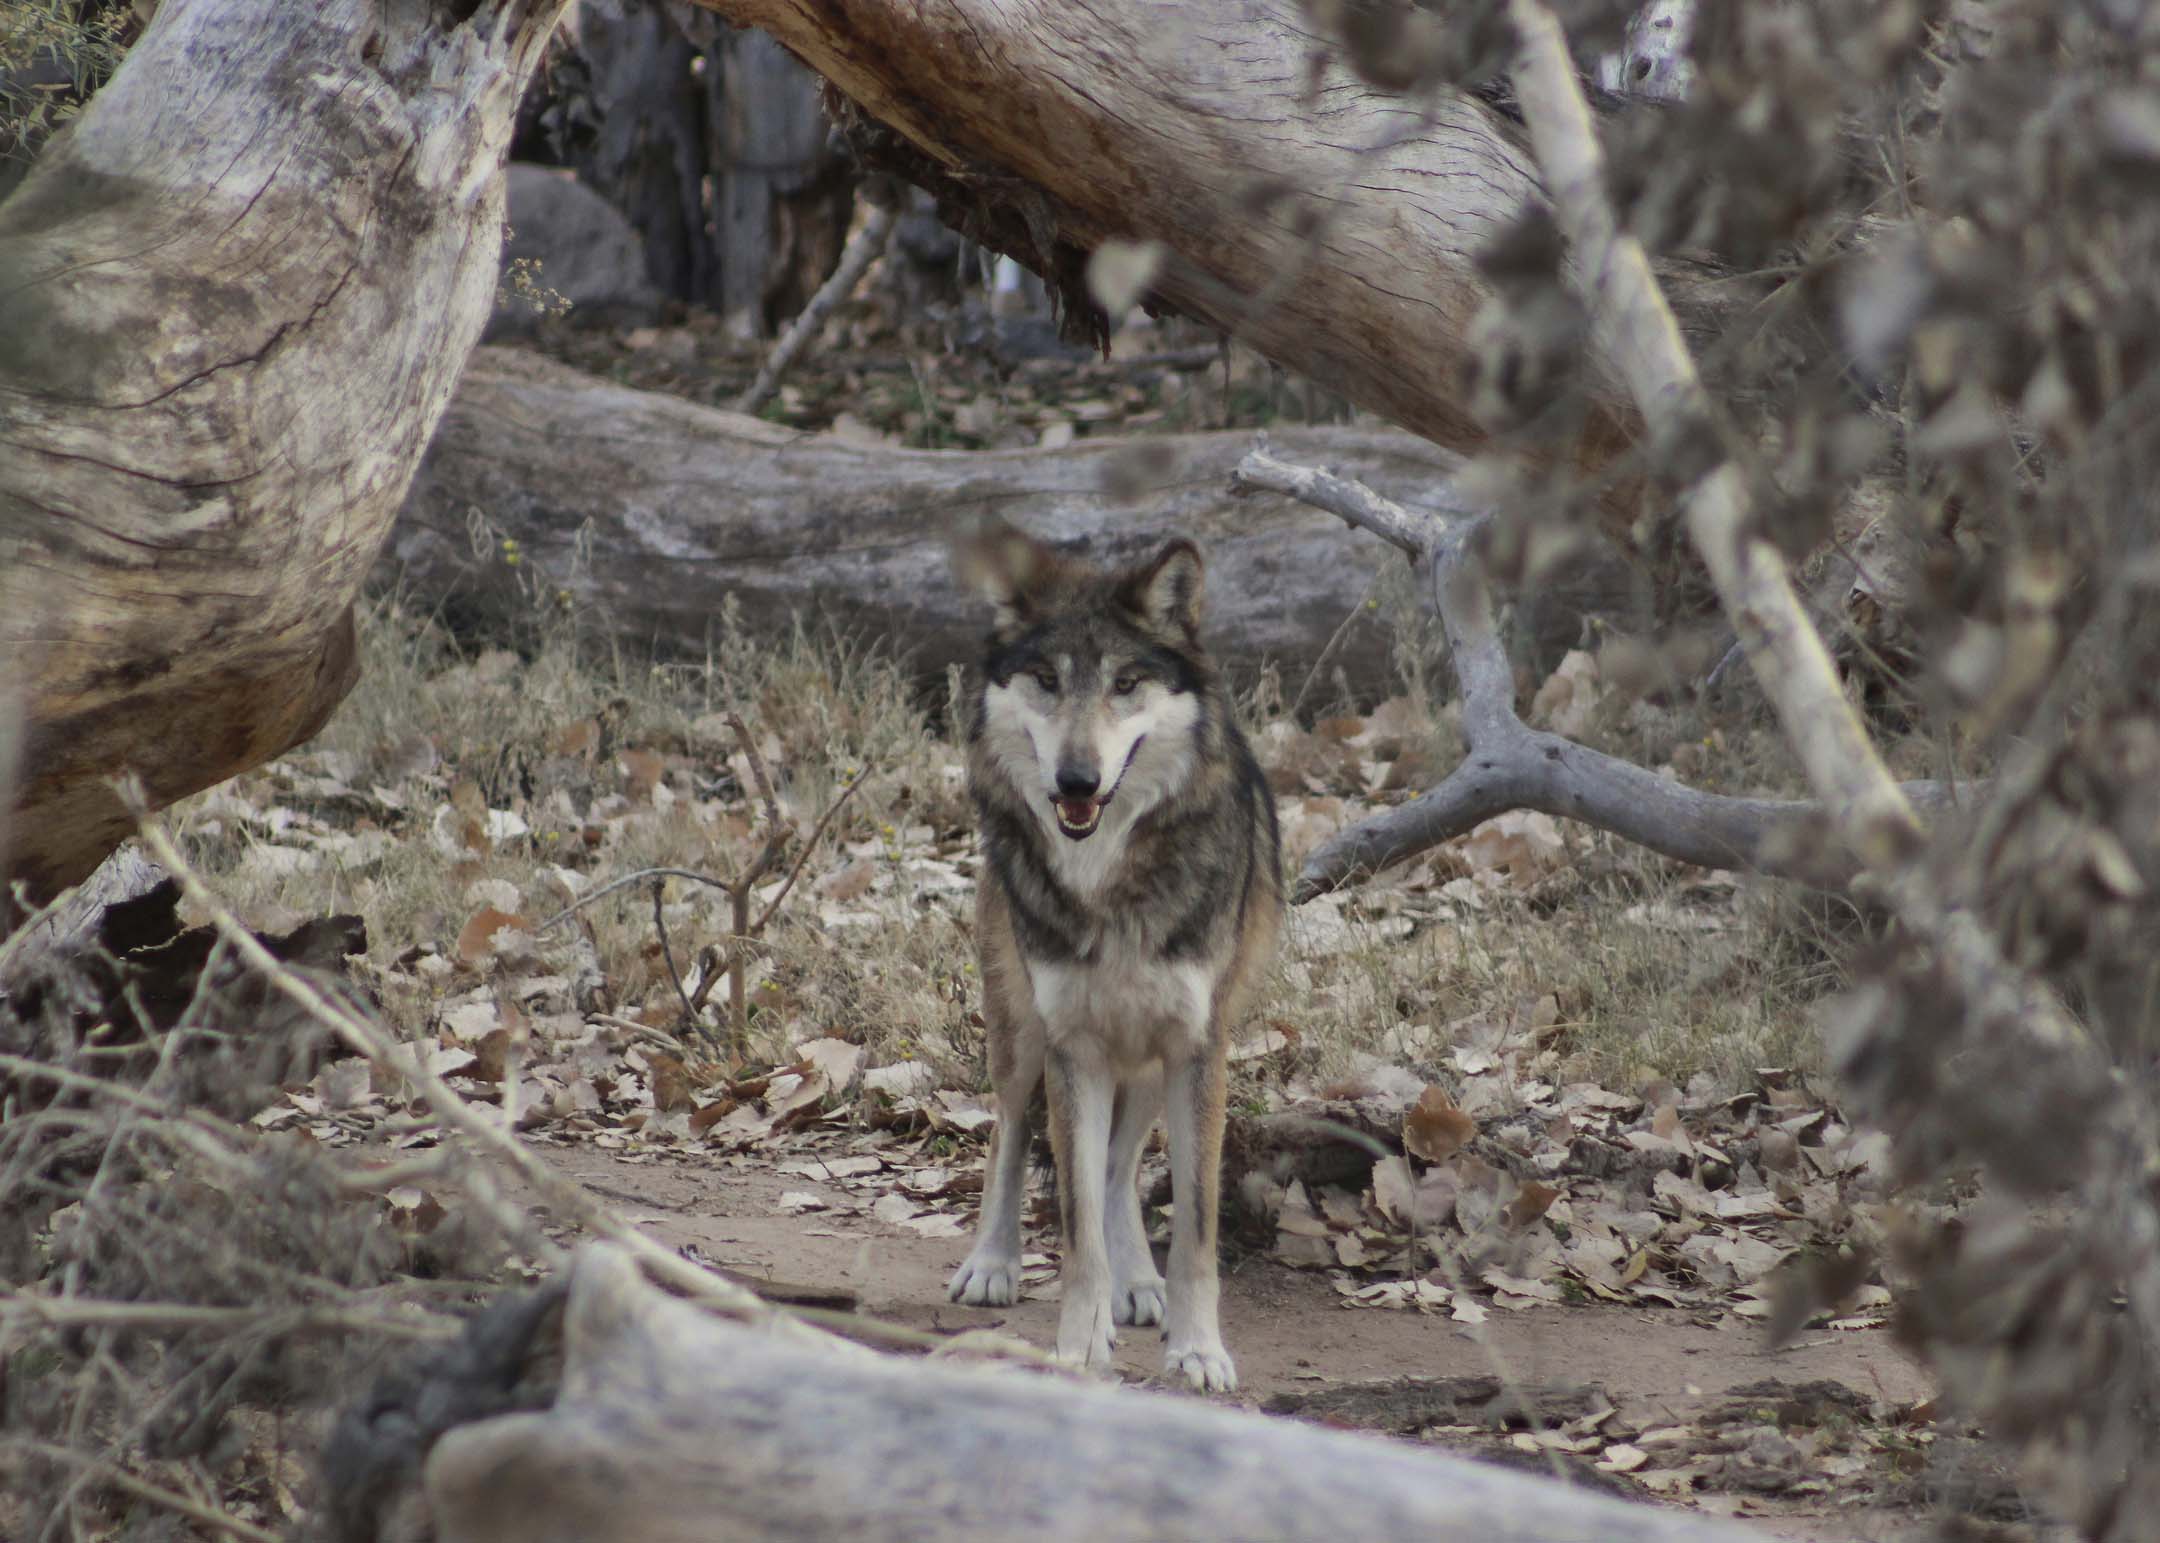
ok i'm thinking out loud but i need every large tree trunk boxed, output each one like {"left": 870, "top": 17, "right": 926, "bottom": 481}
{"left": 0, "top": 0, "right": 569, "bottom": 907}
{"left": 387, "top": 349, "right": 1621, "bottom": 691}
{"left": 339, "top": 1243, "right": 1760, "bottom": 1543}
{"left": 546, "top": 1, "right": 852, "bottom": 327}
{"left": 678, "top": 0, "right": 1681, "bottom": 485}
{"left": 560, "top": 0, "right": 714, "bottom": 303}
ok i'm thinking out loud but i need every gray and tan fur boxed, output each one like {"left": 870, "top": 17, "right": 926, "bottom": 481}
{"left": 945, "top": 517, "right": 1283, "bottom": 1391}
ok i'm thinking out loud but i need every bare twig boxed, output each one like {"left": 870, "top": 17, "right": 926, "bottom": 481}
{"left": 752, "top": 769, "right": 867, "bottom": 935}
{"left": 0, "top": 1295, "right": 455, "bottom": 1342}
{"left": 736, "top": 199, "right": 897, "bottom": 416}
{"left": 593, "top": 1010, "right": 694, "bottom": 1058}
{"left": 535, "top": 867, "right": 740, "bottom": 933}
{"left": 650, "top": 878, "right": 703, "bottom": 1037}
{"left": 1230, "top": 438, "right": 1472, "bottom": 554}
{"left": 538, "top": 725, "right": 863, "bottom": 1058}
{"left": 5, "top": 1438, "right": 282, "bottom": 1543}
{"left": 687, "top": 943, "right": 726, "bottom": 1014}
{"left": 726, "top": 713, "right": 789, "bottom": 863}
{"left": 131, "top": 821, "right": 804, "bottom": 1332}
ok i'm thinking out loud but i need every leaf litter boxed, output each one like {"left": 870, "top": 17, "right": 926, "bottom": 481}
{"left": 175, "top": 631, "right": 1942, "bottom": 1521}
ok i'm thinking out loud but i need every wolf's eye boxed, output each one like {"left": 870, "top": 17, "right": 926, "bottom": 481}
{"left": 1112, "top": 673, "right": 1141, "bottom": 696}
{"left": 1031, "top": 668, "right": 1058, "bottom": 692}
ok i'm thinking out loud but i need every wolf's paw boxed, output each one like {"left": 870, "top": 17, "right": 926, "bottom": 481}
{"left": 1055, "top": 1296, "right": 1118, "bottom": 1372}
{"left": 1165, "top": 1340, "right": 1238, "bottom": 1394}
{"left": 946, "top": 1251, "right": 1020, "bottom": 1307}
{"left": 1114, "top": 1274, "right": 1167, "bottom": 1328}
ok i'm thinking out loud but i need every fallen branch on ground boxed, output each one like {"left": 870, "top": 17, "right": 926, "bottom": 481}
{"left": 736, "top": 195, "right": 898, "bottom": 416}
{"left": 133, "top": 820, "right": 785, "bottom": 1327}
{"left": 1230, "top": 447, "right": 1961, "bottom": 899}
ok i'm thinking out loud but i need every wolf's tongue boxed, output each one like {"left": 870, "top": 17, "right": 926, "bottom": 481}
{"left": 1057, "top": 798, "right": 1095, "bottom": 826}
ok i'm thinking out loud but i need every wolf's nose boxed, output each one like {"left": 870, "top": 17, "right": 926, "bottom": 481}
{"left": 1056, "top": 766, "right": 1101, "bottom": 799}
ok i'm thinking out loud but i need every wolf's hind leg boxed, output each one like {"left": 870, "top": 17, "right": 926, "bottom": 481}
{"left": 947, "top": 1035, "right": 1042, "bottom": 1309}
{"left": 1105, "top": 1070, "right": 1166, "bottom": 1328}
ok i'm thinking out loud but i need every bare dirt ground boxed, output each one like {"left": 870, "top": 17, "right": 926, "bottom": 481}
{"left": 522, "top": 1142, "right": 1959, "bottom": 1542}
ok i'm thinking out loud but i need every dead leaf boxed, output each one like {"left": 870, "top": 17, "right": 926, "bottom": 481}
{"left": 551, "top": 718, "right": 600, "bottom": 757}
{"left": 455, "top": 906, "right": 535, "bottom": 967}
{"left": 689, "top": 1098, "right": 740, "bottom": 1135}
{"left": 863, "top": 1061, "right": 938, "bottom": 1098}
{"left": 1370, "top": 1155, "right": 1415, "bottom": 1224}
{"left": 1530, "top": 649, "right": 1603, "bottom": 738}
{"left": 1504, "top": 1180, "right": 1561, "bottom": 1230}
{"left": 819, "top": 858, "right": 877, "bottom": 901}
{"left": 796, "top": 1037, "right": 865, "bottom": 1094}
{"left": 471, "top": 1026, "right": 512, "bottom": 1084}
{"left": 648, "top": 1054, "right": 696, "bottom": 1114}
{"left": 618, "top": 748, "right": 665, "bottom": 800}
{"left": 1404, "top": 1085, "right": 1476, "bottom": 1163}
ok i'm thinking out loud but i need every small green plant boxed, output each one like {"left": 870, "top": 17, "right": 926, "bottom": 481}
{"left": 0, "top": 2, "right": 126, "bottom": 161}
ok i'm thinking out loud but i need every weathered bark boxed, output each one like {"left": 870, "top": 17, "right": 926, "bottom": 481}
{"left": 0, "top": 0, "right": 569, "bottom": 906}
{"left": 559, "top": 0, "right": 712, "bottom": 302}
{"left": 679, "top": 0, "right": 1668, "bottom": 484}
{"left": 388, "top": 349, "right": 1629, "bottom": 691}
{"left": 711, "top": 25, "right": 848, "bottom": 334}
{"left": 349, "top": 1242, "right": 1761, "bottom": 1543}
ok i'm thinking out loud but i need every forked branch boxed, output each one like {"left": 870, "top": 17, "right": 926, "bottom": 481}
{"left": 1233, "top": 448, "right": 1958, "bottom": 899}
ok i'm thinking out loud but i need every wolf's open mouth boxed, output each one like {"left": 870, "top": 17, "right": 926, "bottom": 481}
{"left": 1053, "top": 796, "right": 1107, "bottom": 839}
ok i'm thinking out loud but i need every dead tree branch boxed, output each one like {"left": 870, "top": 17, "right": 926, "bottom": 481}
{"left": 131, "top": 821, "right": 799, "bottom": 1333}
{"left": 1503, "top": 6, "right": 2160, "bottom": 1525}
{"left": 736, "top": 198, "right": 897, "bottom": 415}
{"left": 1505, "top": 0, "right": 1919, "bottom": 867}
{"left": 1231, "top": 447, "right": 1960, "bottom": 897}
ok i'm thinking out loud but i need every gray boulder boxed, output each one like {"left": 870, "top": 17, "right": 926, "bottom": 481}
{"left": 488, "top": 163, "right": 662, "bottom": 338}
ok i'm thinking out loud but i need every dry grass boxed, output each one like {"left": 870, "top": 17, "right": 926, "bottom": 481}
{"left": 163, "top": 588, "right": 1870, "bottom": 1105}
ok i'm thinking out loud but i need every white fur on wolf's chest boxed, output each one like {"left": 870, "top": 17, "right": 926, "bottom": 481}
{"left": 1029, "top": 946, "right": 1213, "bottom": 1069}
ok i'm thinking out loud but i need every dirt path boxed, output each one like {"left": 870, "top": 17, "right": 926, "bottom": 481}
{"left": 527, "top": 1142, "right": 1943, "bottom": 1541}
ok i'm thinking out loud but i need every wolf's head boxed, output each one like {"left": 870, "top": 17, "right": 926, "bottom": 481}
{"left": 954, "top": 517, "right": 1213, "bottom": 843}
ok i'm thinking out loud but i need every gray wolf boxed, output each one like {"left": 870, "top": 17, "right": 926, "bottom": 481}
{"left": 945, "top": 517, "right": 1283, "bottom": 1391}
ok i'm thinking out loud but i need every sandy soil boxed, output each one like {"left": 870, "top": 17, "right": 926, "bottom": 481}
{"left": 524, "top": 1142, "right": 1947, "bottom": 1541}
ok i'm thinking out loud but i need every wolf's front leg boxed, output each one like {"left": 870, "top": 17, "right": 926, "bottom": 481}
{"left": 1046, "top": 1043, "right": 1118, "bottom": 1371}
{"left": 1163, "top": 1047, "right": 1235, "bottom": 1392}
{"left": 946, "top": 1054, "right": 1039, "bottom": 1308}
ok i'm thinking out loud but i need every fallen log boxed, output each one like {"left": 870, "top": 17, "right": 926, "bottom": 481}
{"left": 331, "top": 1242, "right": 1762, "bottom": 1543}
{"left": 386, "top": 349, "right": 1627, "bottom": 690}
{"left": 679, "top": 0, "right": 1698, "bottom": 503}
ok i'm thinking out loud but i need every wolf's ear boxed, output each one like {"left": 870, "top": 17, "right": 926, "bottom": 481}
{"left": 952, "top": 516, "right": 1060, "bottom": 636}
{"left": 1120, "top": 539, "right": 1205, "bottom": 638}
